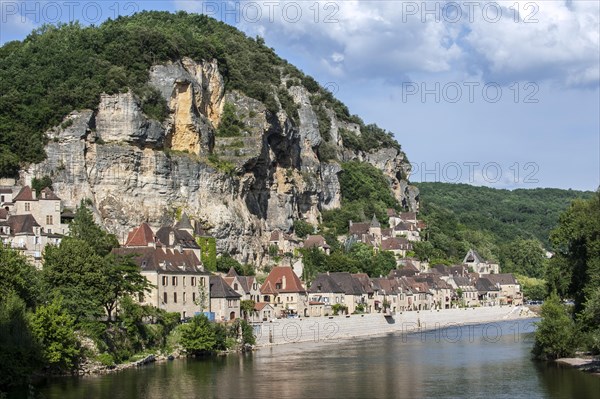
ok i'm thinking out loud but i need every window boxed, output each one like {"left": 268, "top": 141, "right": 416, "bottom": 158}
{"left": 183, "top": 292, "right": 187, "bottom": 303}
{"left": 163, "top": 293, "right": 168, "bottom": 304}
{"left": 138, "top": 293, "right": 144, "bottom": 302}
{"left": 275, "top": 283, "right": 282, "bottom": 289}
{"left": 0, "top": 195, "right": 4, "bottom": 203}
{"left": 191, "top": 277, "right": 196, "bottom": 286}
{"left": 46, "top": 215, "right": 53, "bottom": 225}
{"left": 172, "top": 276, "right": 177, "bottom": 286}
{"left": 174, "top": 292, "right": 177, "bottom": 303}
{"left": 192, "top": 292, "right": 196, "bottom": 302}
{"left": 200, "top": 277, "right": 205, "bottom": 287}
{"left": 234, "top": 283, "right": 238, "bottom": 290}
{"left": 55, "top": 203, "right": 60, "bottom": 212}
{"left": 25, "top": 203, "right": 30, "bottom": 212}
{"left": 162, "top": 276, "right": 168, "bottom": 286}
{"left": 183, "top": 277, "right": 186, "bottom": 287}
{"left": 182, "top": 311, "right": 186, "bottom": 319}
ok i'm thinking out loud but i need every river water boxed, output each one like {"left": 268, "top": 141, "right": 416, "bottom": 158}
{"left": 29, "top": 319, "right": 600, "bottom": 398}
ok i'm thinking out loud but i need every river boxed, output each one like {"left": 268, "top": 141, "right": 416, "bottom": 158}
{"left": 25, "top": 319, "right": 600, "bottom": 398}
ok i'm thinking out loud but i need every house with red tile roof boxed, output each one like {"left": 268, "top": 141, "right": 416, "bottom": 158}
{"left": 260, "top": 266, "right": 308, "bottom": 317}
{"left": 303, "top": 234, "right": 330, "bottom": 255}
{"left": 224, "top": 267, "right": 260, "bottom": 302}
{"left": 251, "top": 302, "right": 276, "bottom": 322}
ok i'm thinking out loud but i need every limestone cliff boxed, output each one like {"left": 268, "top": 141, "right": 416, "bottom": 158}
{"left": 23, "top": 57, "right": 418, "bottom": 265}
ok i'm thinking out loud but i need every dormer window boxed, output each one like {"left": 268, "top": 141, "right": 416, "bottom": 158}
{"left": 275, "top": 283, "right": 282, "bottom": 290}
{"left": 25, "top": 203, "right": 30, "bottom": 212}
{"left": 234, "top": 283, "right": 238, "bottom": 290}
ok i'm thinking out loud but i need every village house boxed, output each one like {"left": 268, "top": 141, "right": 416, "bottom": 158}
{"left": 113, "top": 245, "right": 211, "bottom": 320}
{"left": 0, "top": 185, "right": 69, "bottom": 265}
{"left": 463, "top": 249, "right": 500, "bottom": 275}
{"left": 446, "top": 276, "right": 479, "bottom": 307}
{"left": 372, "top": 278, "right": 404, "bottom": 313}
{"left": 303, "top": 234, "right": 331, "bottom": 255}
{"left": 117, "top": 221, "right": 212, "bottom": 320}
{"left": 381, "top": 237, "right": 413, "bottom": 259}
{"left": 308, "top": 272, "right": 345, "bottom": 315}
{"left": 210, "top": 275, "right": 242, "bottom": 321}
{"left": 482, "top": 273, "right": 523, "bottom": 305}
{"left": 269, "top": 230, "right": 302, "bottom": 255}
{"left": 260, "top": 266, "right": 308, "bottom": 317}
{"left": 352, "top": 273, "right": 376, "bottom": 313}
{"left": 475, "top": 277, "right": 501, "bottom": 306}
{"left": 223, "top": 267, "right": 261, "bottom": 302}
{"left": 251, "top": 302, "right": 276, "bottom": 322}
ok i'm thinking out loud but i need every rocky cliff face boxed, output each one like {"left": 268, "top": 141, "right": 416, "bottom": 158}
{"left": 23, "top": 57, "right": 417, "bottom": 265}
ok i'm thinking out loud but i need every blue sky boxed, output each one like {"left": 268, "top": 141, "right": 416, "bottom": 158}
{"left": 1, "top": 0, "right": 598, "bottom": 190}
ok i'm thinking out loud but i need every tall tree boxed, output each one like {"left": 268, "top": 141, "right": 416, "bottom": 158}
{"left": 0, "top": 246, "right": 43, "bottom": 308}
{"left": 99, "top": 254, "right": 153, "bottom": 322}
{"left": 68, "top": 200, "right": 118, "bottom": 256}
{"left": 546, "top": 192, "right": 600, "bottom": 311}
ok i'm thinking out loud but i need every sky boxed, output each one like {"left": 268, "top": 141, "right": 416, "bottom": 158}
{"left": 1, "top": 0, "right": 599, "bottom": 191}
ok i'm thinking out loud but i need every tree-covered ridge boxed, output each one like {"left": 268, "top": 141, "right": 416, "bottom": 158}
{"left": 415, "top": 182, "right": 595, "bottom": 248}
{"left": 0, "top": 11, "right": 404, "bottom": 177}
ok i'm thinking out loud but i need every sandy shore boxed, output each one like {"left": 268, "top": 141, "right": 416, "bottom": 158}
{"left": 254, "top": 305, "right": 537, "bottom": 347}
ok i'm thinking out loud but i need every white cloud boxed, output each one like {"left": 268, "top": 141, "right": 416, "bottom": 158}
{"left": 234, "top": 0, "right": 599, "bottom": 88}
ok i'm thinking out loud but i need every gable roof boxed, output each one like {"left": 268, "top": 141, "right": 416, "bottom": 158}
{"left": 483, "top": 273, "right": 517, "bottom": 285}
{"left": 386, "top": 208, "right": 398, "bottom": 217}
{"left": 381, "top": 237, "right": 412, "bottom": 251}
{"left": 254, "top": 302, "right": 273, "bottom": 311}
{"left": 352, "top": 273, "right": 374, "bottom": 294}
{"left": 111, "top": 246, "right": 206, "bottom": 274}
{"left": 226, "top": 267, "right": 239, "bottom": 277}
{"left": 13, "top": 186, "right": 35, "bottom": 202}
{"left": 349, "top": 222, "right": 370, "bottom": 236}
{"left": 476, "top": 277, "right": 501, "bottom": 292}
{"left": 370, "top": 214, "right": 380, "bottom": 228}
{"left": 174, "top": 212, "right": 193, "bottom": 231}
{"left": 327, "top": 272, "right": 365, "bottom": 295}
{"left": 210, "top": 275, "right": 242, "bottom": 299}
{"left": 260, "top": 266, "right": 306, "bottom": 294}
{"left": 309, "top": 273, "right": 344, "bottom": 294}
{"left": 8, "top": 214, "right": 40, "bottom": 234}
{"left": 39, "top": 187, "right": 60, "bottom": 200}
{"left": 464, "top": 249, "right": 485, "bottom": 264}
{"left": 125, "top": 222, "right": 156, "bottom": 247}
{"left": 155, "top": 226, "right": 199, "bottom": 249}
{"left": 399, "top": 212, "right": 417, "bottom": 221}
{"left": 304, "top": 235, "right": 330, "bottom": 249}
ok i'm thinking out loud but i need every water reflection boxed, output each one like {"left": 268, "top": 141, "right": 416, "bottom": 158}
{"left": 24, "top": 319, "right": 600, "bottom": 399}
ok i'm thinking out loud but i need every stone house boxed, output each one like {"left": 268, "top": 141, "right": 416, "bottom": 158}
{"left": 475, "top": 277, "right": 501, "bottom": 306}
{"left": 251, "top": 302, "right": 275, "bottom": 322}
{"left": 210, "top": 275, "right": 242, "bottom": 321}
{"left": 260, "top": 266, "right": 308, "bottom": 317}
{"left": 463, "top": 249, "right": 500, "bottom": 275}
{"left": 308, "top": 273, "right": 346, "bottom": 315}
{"left": 381, "top": 237, "right": 413, "bottom": 258}
{"left": 482, "top": 273, "right": 523, "bottom": 305}
{"left": 447, "top": 276, "right": 479, "bottom": 307}
{"left": 112, "top": 246, "right": 211, "bottom": 320}
{"left": 303, "top": 234, "right": 331, "bottom": 255}
{"left": 224, "top": 267, "right": 261, "bottom": 302}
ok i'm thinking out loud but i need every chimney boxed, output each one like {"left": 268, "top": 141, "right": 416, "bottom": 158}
{"left": 169, "top": 231, "right": 175, "bottom": 247}
{"left": 282, "top": 275, "right": 287, "bottom": 290}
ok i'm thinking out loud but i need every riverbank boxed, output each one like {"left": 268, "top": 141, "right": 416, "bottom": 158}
{"left": 556, "top": 357, "right": 600, "bottom": 376}
{"left": 254, "top": 305, "right": 537, "bottom": 347}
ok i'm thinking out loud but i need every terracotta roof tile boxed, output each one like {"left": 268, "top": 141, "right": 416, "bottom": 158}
{"left": 8, "top": 214, "right": 40, "bottom": 234}
{"left": 260, "top": 266, "right": 306, "bottom": 294}
{"left": 13, "top": 186, "right": 35, "bottom": 202}
{"left": 125, "top": 222, "right": 156, "bottom": 247}
{"left": 39, "top": 187, "right": 60, "bottom": 200}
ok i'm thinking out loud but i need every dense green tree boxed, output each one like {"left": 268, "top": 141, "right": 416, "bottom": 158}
{"left": 99, "top": 254, "right": 153, "bottom": 322}
{"left": 0, "top": 246, "right": 43, "bottom": 308}
{"left": 293, "top": 220, "right": 314, "bottom": 238}
{"left": 31, "top": 175, "right": 53, "bottom": 195}
{"left": 216, "top": 102, "right": 245, "bottom": 137}
{"left": 546, "top": 192, "right": 600, "bottom": 311}
{"left": 29, "top": 296, "right": 80, "bottom": 372}
{"left": 532, "top": 295, "right": 576, "bottom": 360}
{"left": 179, "top": 314, "right": 217, "bottom": 355}
{"left": 500, "top": 239, "right": 547, "bottom": 278}
{"left": 42, "top": 238, "right": 106, "bottom": 322}
{"left": 0, "top": 293, "right": 40, "bottom": 389}
{"left": 240, "top": 300, "right": 255, "bottom": 321}
{"left": 69, "top": 201, "right": 119, "bottom": 256}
